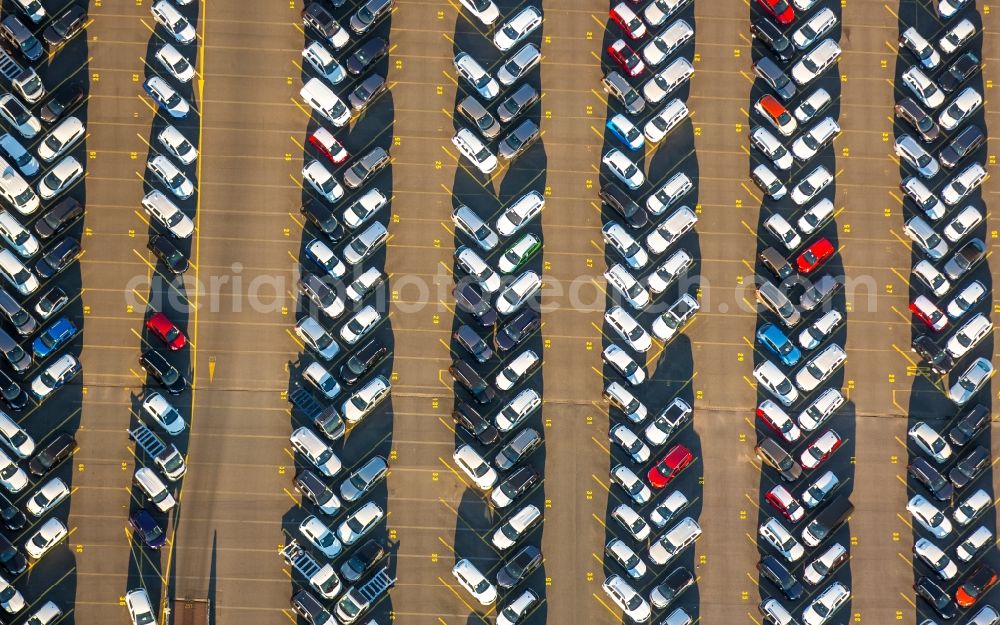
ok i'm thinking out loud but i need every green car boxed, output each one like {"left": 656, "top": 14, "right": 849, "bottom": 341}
{"left": 499, "top": 233, "right": 540, "bottom": 274}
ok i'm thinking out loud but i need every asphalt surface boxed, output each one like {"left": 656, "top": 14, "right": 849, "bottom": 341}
{"left": 39, "top": 0, "right": 1000, "bottom": 624}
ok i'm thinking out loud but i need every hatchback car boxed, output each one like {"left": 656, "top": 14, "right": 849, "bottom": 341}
{"left": 494, "top": 5, "right": 542, "bottom": 51}
{"left": 454, "top": 52, "right": 499, "bottom": 100}
{"left": 498, "top": 43, "right": 541, "bottom": 86}
{"left": 950, "top": 357, "right": 993, "bottom": 405}
{"left": 345, "top": 37, "right": 387, "bottom": 75}
{"left": 143, "top": 76, "right": 190, "bottom": 118}
{"left": 453, "top": 559, "right": 497, "bottom": 605}
{"left": 903, "top": 66, "right": 945, "bottom": 108}
{"left": 754, "top": 360, "right": 799, "bottom": 406}
{"left": 37, "top": 156, "right": 82, "bottom": 200}
{"left": 139, "top": 350, "right": 185, "bottom": 395}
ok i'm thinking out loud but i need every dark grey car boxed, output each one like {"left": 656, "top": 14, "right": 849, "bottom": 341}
{"left": 601, "top": 71, "right": 644, "bottom": 114}
{"left": 343, "top": 147, "right": 389, "bottom": 189}
{"left": 349, "top": 74, "right": 387, "bottom": 112}
{"left": 799, "top": 274, "right": 840, "bottom": 311}
{"left": 0, "top": 288, "right": 34, "bottom": 336}
{"left": 345, "top": 37, "right": 388, "bottom": 75}
{"left": 458, "top": 95, "right": 501, "bottom": 139}
{"left": 0, "top": 328, "right": 29, "bottom": 373}
{"left": 498, "top": 119, "right": 539, "bottom": 160}
{"left": 753, "top": 56, "right": 796, "bottom": 101}
{"left": 494, "top": 427, "right": 542, "bottom": 471}
{"left": 496, "top": 83, "right": 538, "bottom": 124}
{"left": 34, "top": 197, "right": 82, "bottom": 240}
{"left": 939, "top": 124, "right": 984, "bottom": 169}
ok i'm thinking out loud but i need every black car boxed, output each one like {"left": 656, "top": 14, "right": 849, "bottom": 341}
{"left": 454, "top": 324, "right": 493, "bottom": 363}
{"left": 35, "top": 237, "right": 80, "bottom": 279}
{"left": 341, "top": 539, "right": 385, "bottom": 582}
{"left": 448, "top": 359, "right": 494, "bottom": 404}
{"left": 148, "top": 235, "right": 189, "bottom": 274}
{"left": 908, "top": 456, "right": 953, "bottom": 501}
{"left": 42, "top": 4, "right": 87, "bottom": 47}
{"left": 948, "top": 444, "right": 989, "bottom": 489}
{"left": 128, "top": 508, "right": 166, "bottom": 549}
{"left": 756, "top": 556, "right": 802, "bottom": 600}
{"left": 914, "top": 576, "right": 958, "bottom": 619}
{"left": 650, "top": 566, "right": 696, "bottom": 609}
{"left": 0, "top": 534, "right": 25, "bottom": 575}
{"left": 40, "top": 83, "right": 85, "bottom": 125}
{"left": 139, "top": 350, "right": 185, "bottom": 395}
{"left": 939, "top": 51, "right": 981, "bottom": 94}
{"left": 453, "top": 401, "right": 499, "bottom": 445}
{"left": 453, "top": 282, "right": 497, "bottom": 327}
{"left": 939, "top": 124, "right": 984, "bottom": 170}
{"left": 600, "top": 183, "right": 648, "bottom": 229}
{"left": 0, "top": 369, "right": 24, "bottom": 411}
{"left": 290, "top": 589, "right": 333, "bottom": 625}
{"left": 339, "top": 338, "right": 387, "bottom": 385}
{"left": 301, "top": 199, "right": 345, "bottom": 241}
{"left": 348, "top": 74, "right": 387, "bottom": 113}
{"left": 28, "top": 431, "right": 75, "bottom": 476}
{"left": 750, "top": 17, "right": 794, "bottom": 63}
{"left": 759, "top": 247, "right": 793, "bottom": 280}
{"left": 0, "top": 493, "right": 23, "bottom": 531}
{"left": 948, "top": 403, "right": 988, "bottom": 447}
{"left": 911, "top": 334, "right": 954, "bottom": 375}
{"left": 496, "top": 544, "right": 541, "bottom": 589}
{"left": 895, "top": 97, "right": 940, "bottom": 142}
{"left": 314, "top": 405, "right": 345, "bottom": 441}
{"left": 35, "top": 197, "right": 83, "bottom": 239}
{"left": 495, "top": 308, "right": 539, "bottom": 352}
{"left": 943, "top": 238, "right": 986, "bottom": 280}
{"left": 346, "top": 37, "right": 388, "bottom": 75}
{"left": 492, "top": 464, "right": 540, "bottom": 507}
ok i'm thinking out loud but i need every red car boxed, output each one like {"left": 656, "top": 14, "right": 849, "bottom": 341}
{"left": 308, "top": 127, "right": 349, "bottom": 165}
{"left": 757, "top": 0, "right": 794, "bottom": 25}
{"left": 909, "top": 295, "right": 947, "bottom": 332}
{"left": 765, "top": 485, "right": 805, "bottom": 522}
{"left": 609, "top": 3, "right": 647, "bottom": 40}
{"left": 608, "top": 39, "right": 646, "bottom": 78}
{"left": 145, "top": 312, "right": 186, "bottom": 351}
{"left": 796, "top": 237, "right": 835, "bottom": 274}
{"left": 956, "top": 564, "right": 998, "bottom": 607}
{"left": 647, "top": 443, "right": 693, "bottom": 488}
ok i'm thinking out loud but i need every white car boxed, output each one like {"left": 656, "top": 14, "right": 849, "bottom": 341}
{"left": 955, "top": 526, "right": 993, "bottom": 561}
{"left": 794, "top": 88, "right": 831, "bottom": 123}
{"left": 753, "top": 360, "right": 799, "bottom": 406}
{"left": 495, "top": 191, "right": 543, "bottom": 236}
{"left": 302, "top": 41, "right": 346, "bottom": 84}
{"left": 938, "top": 0, "right": 971, "bottom": 18}
{"left": 26, "top": 477, "right": 68, "bottom": 517}
{"left": 902, "top": 66, "right": 945, "bottom": 108}
{"left": 644, "top": 249, "right": 692, "bottom": 294}
{"left": 0, "top": 134, "right": 37, "bottom": 178}
{"left": 336, "top": 501, "right": 383, "bottom": 545}
{"left": 954, "top": 488, "right": 990, "bottom": 526}
{"left": 491, "top": 504, "right": 540, "bottom": 550}
{"left": 453, "top": 204, "right": 498, "bottom": 251}
{"left": 645, "top": 206, "right": 697, "bottom": 255}
{"left": 752, "top": 164, "right": 787, "bottom": 200}
{"left": 907, "top": 494, "right": 952, "bottom": 538}
{"left": 750, "top": 126, "right": 793, "bottom": 170}
{"left": 651, "top": 293, "right": 699, "bottom": 342}
{"left": 453, "top": 444, "right": 497, "bottom": 490}
{"left": 798, "top": 198, "right": 835, "bottom": 235}
{"left": 794, "top": 344, "right": 846, "bottom": 393}
{"left": 791, "top": 38, "right": 840, "bottom": 85}
{"left": 604, "top": 381, "right": 647, "bottom": 423}
{"left": 913, "top": 260, "right": 950, "bottom": 297}
{"left": 37, "top": 156, "right": 82, "bottom": 200}
{"left": 641, "top": 19, "right": 692, "bottom": 66}
{"left": 643, "top": 0, "right": 691, "bottom": 27}
{"left": 609, "top": 424, "right": 650, "bottom": 463}
{"left": 299, "top": 515, "right": 342, "bottom": 559}
{"left": 493, "top": 5, "right": 542, "bottom": 51}
{"left": 0, "top": 411, "right": 32, "bottom": 458}
{"left": 901, "top": 177, "right": 946, "bottom": 221}
{"left": 939, "top": 18, "right": 975, "bottom": 55}
{"left": 949, "top": 357, "right": 993, "bottom": 405}
{"left": 0, "top": 573, "right": 23, "bottom": 613}
{"left": 453, "top": 559, "right": 497, "bottom": 606}
{"left": 946, "top": 313, "right": 991, "bottom": 359}
{"left": 602, "top": 574, "right": 651, "bottom": 623}
{"left": 340, "top": 375, "right": 390, "bottom": 424}
{"left": 455, "top": 247, "right": 500, "bottom": 293}
{"left": 646, "top": 172, "right": 692, "bottom": 215}
{"left": 908, "top": 421, "right": 951, "bottom": 463}
{"left": 764, "top": 213, "right": 801, "bottom": 250}
{"left": 148, "top": 155, "right": 193, "bottom": 199}
{"left": 802, "top": 582, "right": 849, "bottom": 625}
{"left": 602, "top": 149, "right": 644, "bottom": 190}
{"left": 454, "top": 52, "right": 500, "bottom": 100}
{"left": 155, "top": 43, "right": 194, "bottom": 82}
{"left": 612, "top": 504, "right": 651, "bottom": 541}
{"left": 900, "top": 27, "right": 940, "bottom": 69}
{"left": 802, "top": 543, "right": 847, "bottom": 586}
{"left": 452, "top": 127, "right": 498, "bottom": 174}
{"left": 941, "top": 162, "right": 987, "bottom": 206}
{"left": 939, "top": 86, "right": 982, "bottom": 131}
{"left": 494, "top": 350, "right": 539, "bottom": 391}
{"left": 306, "top": 239, "right": 345, "bottom": 280}
{"left": 302, "top": 160, "right": 344, "bottom": 203}
{"left": 603, "top": 343, "right": 645, "bottom": 385}
{"left": 125, "top": 589, "right": 157, "bottom": 625}
{"left": 798, "top": 310, "right": 842, "bottom": 350}
{"left": 649, "top": 490, "right": 689, "bottom": 528}
{"left": 759, "top": 517, "right": 804, "bottom": 562}
{"left": 894, "top": 134, "right": 939, "bottom": 178}
{"left": 605, "top": 306, "right": 651, "bottom": 352}
{"left": 494, "top": 389, "right": 541, "bottom": 432}
{"left": 302, "top": 362, "right": 342, "bottom": 400}
{"left": 0, "top": 96, "right": 39, "bottom": 139}
{"left": 791, "top": 116, "right": 839, "bottom": 162}
{"left": 339, "top": 305, "right": 381, "bottom": 345}
{"left": 0, "top": 448, "right": 25, "bottom": 493}
{"left": 605, "top": 538, "right": 647, "bottom": 579}
{"left": 603, "top": 221, "right": 648, "bottom": 269}
{"left": 643, "top": 99, "right": 688, "bottom": 144}
{"left": 342, "top": 188, "right": 387, "bottom": 231}
{"left": 151, "top": 0, "right": 196, "bottom": 44}
{"left": 947, "top": 280, "right": 985, "bottom": 319}
{"left": 157, "top": 125, "right": 198, "bottom": 166}
{"left": 903, "top": 215, "right": 948, "bottom": 259}
{"left": 144, "top": 76, "right": 190, "bottom": 118}
{"left": 942, "top": 205, "right": 982, "bottom": 243}
{"left": 913, "top": 538, "right": 957, "bottom": 580}
{"left": 290, "top": 426, "right": 341, "bottom": 477}
{"left": 792, "top": 7, "right": 837, "bottom": 50}
{"left": 142, "top": 392, "right": 186, "bottom": 435}
{"left": 496, "top": 271, "right": 541, "bottom": 315}
{"left": 790, "top": 165, "right": 833, "bottom": 205}
{"left": 142, "top": 190, "right": 194, "bottom": 238}
{"left": 605, "top": 264, "right": 650, "bottom": 309}
{"left": 24, "top": 517, "right": 66, "bottom": 559}
{"left": 0, "top": 211, "right": 37, "bottom": 258}
{"left": 458, "top": 0, "right": 499, "bottom": 25}
{"left": 610, "top": 464, "right": 651, "bottom": 504}
{"left": 36, "top": 116, "right": 85, "bottom": 163}
{"left": 797, "top": 388, "right": 844, "bottom": 432}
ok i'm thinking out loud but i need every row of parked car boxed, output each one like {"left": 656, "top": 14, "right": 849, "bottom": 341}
{"left": 444, "top": 3, "right": 548, "bottom": 624}
{"left": 591, "top": 1, "right": 704, "bottom": 623}
{"left": 0, "top": 0, "right": 94, "bottom": 623}
{"left": 896, "top": 1, "right": 1000, "bottom": 624}
{"left": 286, "top": 1, "right": 398, "bottom": 624}
{"left": 746, "top": 1, "right": 857, "bottom": 625}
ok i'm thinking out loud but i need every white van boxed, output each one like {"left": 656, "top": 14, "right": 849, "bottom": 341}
{"left": 300, "top": 78, "right": 351, "bottom": 127}
{"left": 134, "top": 467, "right": 175, "bottom": 512}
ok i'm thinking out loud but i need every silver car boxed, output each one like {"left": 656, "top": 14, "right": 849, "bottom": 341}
{"left": 339, "top": 455, "right": 388, "bottom": 502}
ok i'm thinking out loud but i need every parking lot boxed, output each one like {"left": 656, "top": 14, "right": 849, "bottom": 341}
{"left": 31, "top": 0, "right": 1000, "bottom": 624}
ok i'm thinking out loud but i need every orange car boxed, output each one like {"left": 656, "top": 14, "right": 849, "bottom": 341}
{"left": 956, "top": 563, "right": 998, "bottom": 608}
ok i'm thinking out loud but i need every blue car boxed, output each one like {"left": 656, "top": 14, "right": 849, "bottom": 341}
{"left": 756, "top": 323, "right": 802, "bottom": 367}
{"left": 32, "top": 317, "right": 77, "bottom": 359}
{"left": 606, "top": 114, "right": 644, "bottom": 151}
